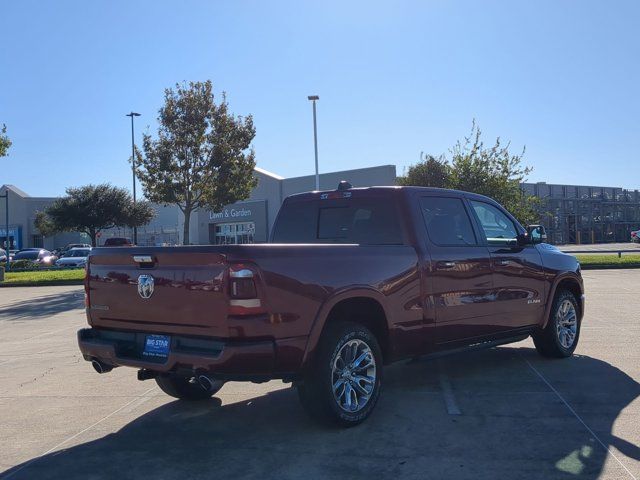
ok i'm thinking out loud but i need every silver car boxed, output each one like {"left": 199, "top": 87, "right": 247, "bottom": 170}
{"left": 55, "top": 247, "right": 91, "bottom": 268}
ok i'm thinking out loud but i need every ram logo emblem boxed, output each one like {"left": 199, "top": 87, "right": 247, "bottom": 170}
{"left": 137, "top": 275, "right": 155, "bottom": 299}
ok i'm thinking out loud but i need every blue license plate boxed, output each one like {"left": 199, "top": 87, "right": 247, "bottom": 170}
{"left": 143, "top": 334, "right": 171, "bottom": 358}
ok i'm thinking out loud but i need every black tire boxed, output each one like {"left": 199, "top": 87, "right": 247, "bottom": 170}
{"left": 297, "top": 321, "right": 383, "bottom": 427}
{"left": 155, "top": 374, "right": 224, "bottom": 400}
{"left": 533, "top": 289, "right": 581, "bottom": 358}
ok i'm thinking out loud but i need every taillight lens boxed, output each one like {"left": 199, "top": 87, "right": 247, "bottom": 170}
{"left": 228, "top": 264, "right": 265, "bottom": 315}
{"left": 84, "top": 261, "right": 90, "bottom": 308}
{"left": 230, "top": 269, "right": 258, "bottom": 299}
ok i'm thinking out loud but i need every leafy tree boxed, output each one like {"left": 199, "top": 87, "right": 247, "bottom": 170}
{"left": 34, "top": 211, "right": 57, "bottom": 238}
{"left": 0, "top": 124, "right": 11, "bottom": 157}
{"left": 138, "top": 80, "right": 257, "bottom": 245}
{"left": 398, "top": 154, "right": 449, "bottom": 188}
{"left": 399, "top": 122, "right": 539, "bottom": 225}
{"left": 38, "top": 184, "right": 155, "bottom": 246}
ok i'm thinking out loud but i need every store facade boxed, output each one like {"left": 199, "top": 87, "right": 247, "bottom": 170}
{"left": 195, "top": 165, "right": 397, "bottom": 244}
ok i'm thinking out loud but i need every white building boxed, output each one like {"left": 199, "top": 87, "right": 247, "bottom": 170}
{"left": 0, "top": 164, "right": 397, "bottom": 249}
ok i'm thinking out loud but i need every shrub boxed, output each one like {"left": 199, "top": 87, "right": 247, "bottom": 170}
{"left": 9, "top": 259, "right": 39, "bottom": 270}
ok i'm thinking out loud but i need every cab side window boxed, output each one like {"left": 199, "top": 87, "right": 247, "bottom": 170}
{"left": 420, "top": 197, "right": 477, "bottom": 246}
{"left": 470, "top": 201, "right": 518, "bottom": 246}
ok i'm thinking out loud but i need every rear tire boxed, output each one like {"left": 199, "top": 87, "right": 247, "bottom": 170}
{"left": 533, "top": 289, "right": 580, "bottom": 358}
{"left": 155, "top": 374, "right": 224, "bottom": 400}
{"left": 297, "top": 321, "right": 383, "bottom": 427}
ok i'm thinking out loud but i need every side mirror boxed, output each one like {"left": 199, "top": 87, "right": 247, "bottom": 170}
{"left": 526, "top": 224, "right": 547, "bottom": 244}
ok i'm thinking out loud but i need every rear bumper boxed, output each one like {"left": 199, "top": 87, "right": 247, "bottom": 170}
{"left": 77, "top": 328, "right": 307, "bottom": 379}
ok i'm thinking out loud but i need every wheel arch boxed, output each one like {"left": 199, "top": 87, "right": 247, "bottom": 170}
{"left": 542, "top": 273, "right": 584, "bottom": 329}
{"left": 302, "top": 289, "right": 391, "bottom": 368}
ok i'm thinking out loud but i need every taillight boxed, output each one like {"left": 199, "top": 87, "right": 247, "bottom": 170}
{"left": 228, "top": 264, "right": 265, "bottom": 315}
{"left": 84, "top": 261, "right": 90, "bottom": 308}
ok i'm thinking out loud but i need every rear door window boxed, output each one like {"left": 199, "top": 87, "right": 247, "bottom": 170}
{"left": 420, "top": 197, "right": 477, "bottom": 246}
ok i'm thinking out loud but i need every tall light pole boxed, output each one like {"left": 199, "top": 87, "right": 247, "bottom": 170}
{"left": 126, "top": 112, "right": 141, "bottom": 244}
{"left": 307, "top": 95, "right": 320, "bottom": 191}
{"left": 1, "top": 189, "right": 9, "bottom": 271}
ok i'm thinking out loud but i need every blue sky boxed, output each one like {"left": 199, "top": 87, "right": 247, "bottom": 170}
{"left": 2, "top": 0, "right": 639, "bottom": 197}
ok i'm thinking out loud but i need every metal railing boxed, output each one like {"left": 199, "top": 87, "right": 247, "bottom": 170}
{"left": 560, "top": 249, "right": 638, "bottom": 258}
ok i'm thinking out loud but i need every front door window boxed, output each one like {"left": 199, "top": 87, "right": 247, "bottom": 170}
{"left": 469, "top": 201, "right": 518, "bottom": 246}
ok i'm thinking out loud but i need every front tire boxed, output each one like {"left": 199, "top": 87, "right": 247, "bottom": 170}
{"left": 533, "top": 289, "right": 581, "bottom": 358}
{"left": 297, "top": 321, "right": 383, "bottom": 427}
{"left": 155, "top": 374, "right": 224, "bottom": 400}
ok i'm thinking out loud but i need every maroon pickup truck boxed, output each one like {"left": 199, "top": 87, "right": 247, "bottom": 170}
{"left": 78, "top": 183, "right": 584, "bottom": 426}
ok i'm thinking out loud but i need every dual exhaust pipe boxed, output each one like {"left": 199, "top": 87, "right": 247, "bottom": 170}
{"left": 91, "top": 360, "right": 214, "bottom": 391}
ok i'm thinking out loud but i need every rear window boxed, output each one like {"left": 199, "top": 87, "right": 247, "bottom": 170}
{"left": 272, "top": 197, "right": 403, "bottom": 245}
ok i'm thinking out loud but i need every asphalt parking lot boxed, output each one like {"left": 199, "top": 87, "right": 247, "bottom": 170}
{"left": 0, "top": 271, "right": 638, "bottom": 480}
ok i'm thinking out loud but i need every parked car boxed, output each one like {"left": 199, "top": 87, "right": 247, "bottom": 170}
{"left": 0, "top": 248, "right": 6, "bottom": 263}
{"left": 103, "top": 237, "right": 133, "bottom": 247}
{"left": 631, "top": 230, "right": 640, "bottom": 243}
{"left": 12, "top": 249, "right": 58, "bottom": 266}
{"left": 59, "top": 243, "right": 92, "bottom": 256}
{"left": 56, "top": 247, "right": 91, "bottom": 268}
{"left": 78, "top": 184, "right": 584, "bottom": 426}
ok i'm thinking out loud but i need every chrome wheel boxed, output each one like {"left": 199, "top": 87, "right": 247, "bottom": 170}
{"left": 555, "top": 299, "right": 577, "bottom": 349}
{"left": 331, "top": 339, "right": 377, "bottom": 413}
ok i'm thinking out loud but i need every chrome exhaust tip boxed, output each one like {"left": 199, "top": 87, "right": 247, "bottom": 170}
{"left": 92, "top": 359, "right": 113, "bottom": 374}
{"left": 197, "top": 375, "right": 213, "bottom": 391}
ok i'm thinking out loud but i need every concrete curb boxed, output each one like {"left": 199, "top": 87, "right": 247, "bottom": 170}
{"left": 579, "top": 264, "right": 640, "bottom": 270}
{"left": 0, "top": 280, "right": 84, "bottom": 287}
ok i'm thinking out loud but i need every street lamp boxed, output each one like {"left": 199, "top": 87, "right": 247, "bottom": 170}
{"left": 307, "top": 95, "right": 320, "bottom": 191}
{"left": 126, "top": 112, "right": 141, "bottom": 244}
{"left": 1, "top": 189, "right": 9, "bottom": 271}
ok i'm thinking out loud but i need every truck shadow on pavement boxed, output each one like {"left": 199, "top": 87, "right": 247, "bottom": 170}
{"left": 3, "top": 347, "right": 639, "bottom": 480}
{"left": 0, "top": 290, "right": 84, "bottom": 321}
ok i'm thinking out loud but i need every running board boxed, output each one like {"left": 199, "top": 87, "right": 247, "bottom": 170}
{"left": 411, "top": 334, "right": 530, "bottom": 363}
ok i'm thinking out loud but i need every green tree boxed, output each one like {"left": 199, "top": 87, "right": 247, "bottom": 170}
{"left": 398, "top": 154, "right": 449, "bottom": 188}
{"left": 0, "top": 124, "right": 11, "bottom": 157}
{"left": 34, "top": 211, "right": 57, "bottom": 238}
{"left": 400, "top": 122, "right": 539, "bottom": 225}
{"left": 138, "top": 80, "right": 257, "bottom": 245}
{"left": 39, "top": 184, "right": 155, "bottom": 246}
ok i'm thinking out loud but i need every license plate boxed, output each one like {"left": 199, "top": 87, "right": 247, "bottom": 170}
{"left": 143, "top": 334, "right": 171, "bottom": 358}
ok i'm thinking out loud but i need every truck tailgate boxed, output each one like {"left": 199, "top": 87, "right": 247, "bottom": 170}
{"left": 87, "top": 249, "right": 229, "bottom": 336}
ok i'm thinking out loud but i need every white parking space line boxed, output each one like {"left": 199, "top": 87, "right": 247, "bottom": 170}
{"left": 1, "top": 385, "right": 158, "bottom": 480}
{"left": 521, "top": 355, "right": 637, "bottom": 480}
{"left": 437, "top": 360, "right": 461, "bottom": 415}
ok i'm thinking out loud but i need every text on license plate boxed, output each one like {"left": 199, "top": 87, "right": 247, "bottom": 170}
{"left": 143, "top": 334, "right": 171, "bottom": 358}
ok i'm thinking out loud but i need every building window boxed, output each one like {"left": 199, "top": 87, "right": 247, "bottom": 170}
{"left": 209, "top": 222, "right": 255, "bottom": 245}
{"left": 31, "top": 234, "right": 44, "bottom": 248}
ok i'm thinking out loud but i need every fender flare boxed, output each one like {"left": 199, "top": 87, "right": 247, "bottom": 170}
{"left": 301, "top": 287, "right": 391, "bottom": 367}
{"left": 541, "top": 272, "right": 584, "bottom": 330}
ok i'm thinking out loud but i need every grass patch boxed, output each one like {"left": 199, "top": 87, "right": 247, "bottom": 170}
{"left": 2, "top": 268, "right": 85, "bottom": 286}
{"left": 574, "top": 254, "right": 640, "bottom": 267}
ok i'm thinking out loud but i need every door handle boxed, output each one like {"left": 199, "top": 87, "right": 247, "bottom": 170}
{"left": 436, "top": 261, "right": 457, "bottom": 270}
{"left": 495, "top": 259, "right": 510, "bottom": 266}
